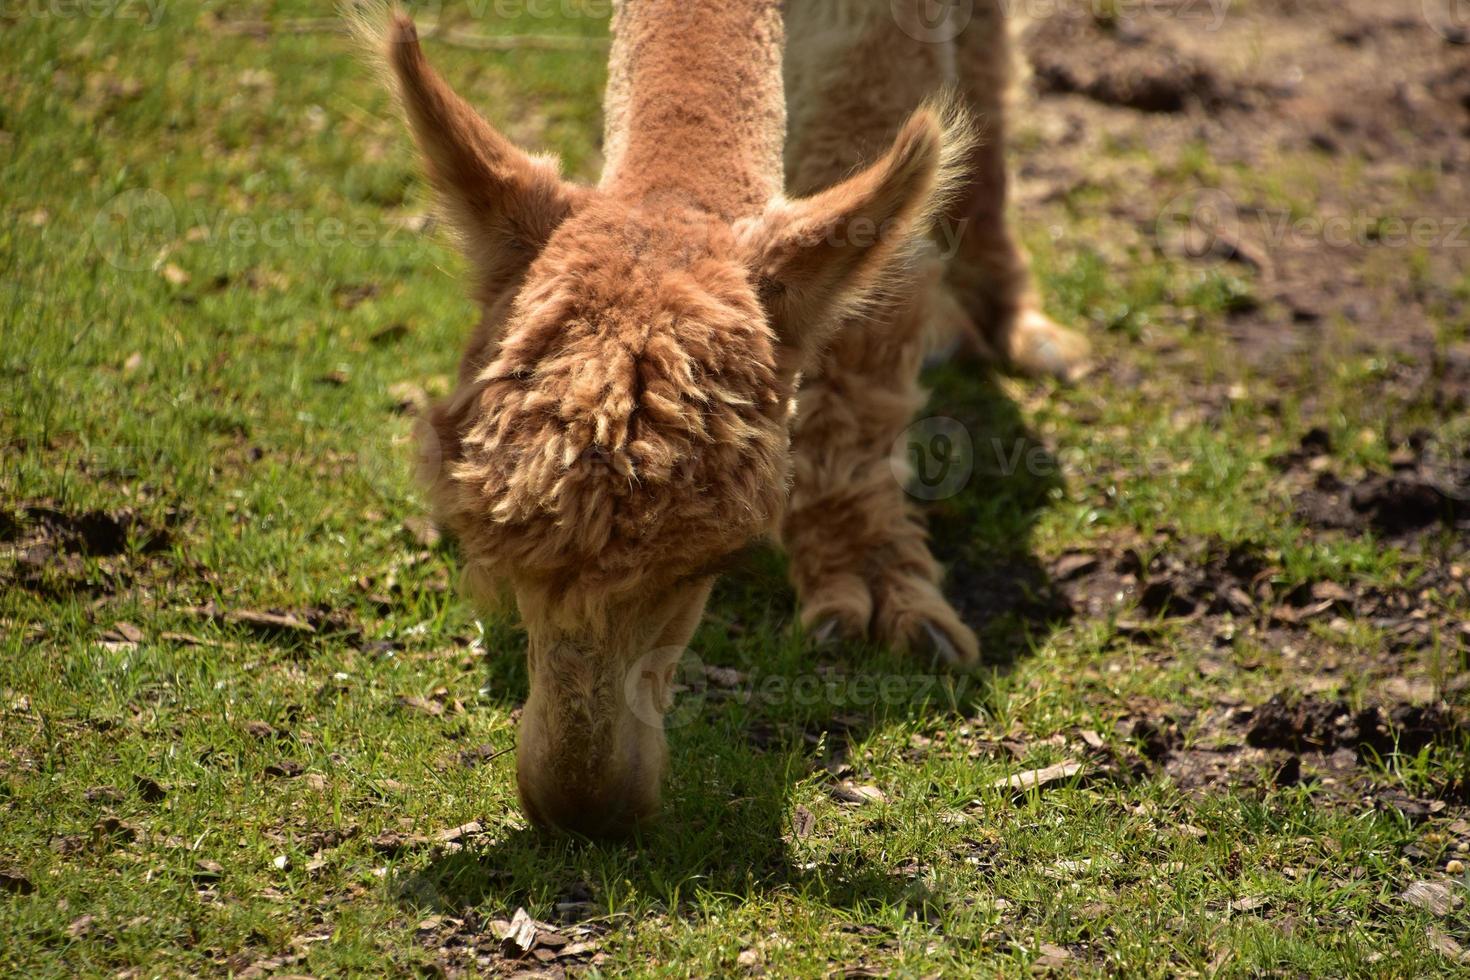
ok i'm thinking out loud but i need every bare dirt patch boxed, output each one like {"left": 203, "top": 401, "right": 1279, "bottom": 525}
{"left": 1019, "top": 0, "right": 1470, "bottom": 362}
{"left": 0, "top": 502, "right": 176, "bottom": 598}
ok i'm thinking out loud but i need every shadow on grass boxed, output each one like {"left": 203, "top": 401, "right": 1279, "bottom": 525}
{"left": 396, "top": 364, "right": 1070, "bottom": 921}
{"left": 922, "top": 363, "right": 1074, "bottom": 668}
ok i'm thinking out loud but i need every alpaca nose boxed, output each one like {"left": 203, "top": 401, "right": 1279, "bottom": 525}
{"left": 516, "top": 760, "right": 659, "bottom": 839}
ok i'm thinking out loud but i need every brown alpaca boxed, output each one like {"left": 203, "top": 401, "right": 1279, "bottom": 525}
{"left": 355, "top": 0, "right": 1087, "bottom": 836}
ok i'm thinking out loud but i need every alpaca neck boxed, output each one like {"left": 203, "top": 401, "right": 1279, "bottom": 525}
{"left": 601, "top": 0, "right": 785, "bottom": 221}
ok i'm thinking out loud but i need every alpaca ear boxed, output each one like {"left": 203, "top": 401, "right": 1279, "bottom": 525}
{"left": 375, "top": 12, "right": 583, "bottom": 295}
{"left": 743, "top": 107, "right": 969, "bottom": 360}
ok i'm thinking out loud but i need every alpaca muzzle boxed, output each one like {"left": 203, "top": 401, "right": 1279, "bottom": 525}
{"left": 512, "top": 638, "right": 677, "bottom": 838}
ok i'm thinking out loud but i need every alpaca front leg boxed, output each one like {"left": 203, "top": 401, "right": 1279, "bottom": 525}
{"left": 783, "top": 332, "right": 979, "bottom": 668}
{"left": 941, "top": 0, "right": 1091, "bottom": 382}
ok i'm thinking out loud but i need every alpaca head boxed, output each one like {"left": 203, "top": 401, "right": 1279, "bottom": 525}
{"left": 366, "top": 11, "right": 969, "bottom": 836}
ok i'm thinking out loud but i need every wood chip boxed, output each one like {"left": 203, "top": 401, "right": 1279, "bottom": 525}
{"left": 84, "top": 785, "right": 124, "bottom": 804}
{"left": 370, "top": 831, "right": 427, "bottom": 855}
{"left": 226, "top": 608, "right": 315, "bottom": 634}
{"left": 1035, "top": 942, "right": 1072, "bottom": 968}
{"left": 1054, "top": 552, "right": 1100, "bottom": 581}
{"left": 503, "top": 907, "right": 538, "bottom": 955}
{"left": 158, "top": 631, "right": 216, "bottom": 647}
{"left": 395, "top": 695, "right": 443, "bottom": 717}
{"left": 993, "top": 760, "right": 1084, "bottom": 794}
{"left": 242, "top": 720, "right": 278, "bottom": 740}
{"left": 1048, "top": 858, "right": 1093, "bottom": 878}
{"left": 436, "top": 821, "right": 482, "bottom": 844}
{"left": 402, "top": 516, "right": 441, "bottom": 548}
{"left": 1403, "top": 880, "right": 1458, "bottom": 917}
{"left": 238, "top": 952, "right": 304, "bottom": 979}
{"left": 112, "top": 621, "right": 144, "bottom": 643}
{"left": 830, "top": 782, "right": 886, "bottom": 805}
{"left": 536, "top": 928, "right": 570, "bottom": 949}
{"left": 704, "top": 665, "right": 747, "bottom": 687}
{"left": 133, "top": 775, "right": 166, "bottom": 802}
{"left": 1309, "top": 581, "right": 1354, "bottom": 604}
{"left": 1428, "top": 927, "right": 1470, "bottom": 964}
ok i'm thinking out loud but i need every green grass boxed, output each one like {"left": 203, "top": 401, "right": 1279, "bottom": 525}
{"left": 3, "top": 2, "right": 1469, "bottom": 976}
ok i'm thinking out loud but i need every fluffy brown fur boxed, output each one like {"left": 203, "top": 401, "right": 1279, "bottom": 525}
{"left": 353, "top": 0, "right": 1086, "bottom": 836}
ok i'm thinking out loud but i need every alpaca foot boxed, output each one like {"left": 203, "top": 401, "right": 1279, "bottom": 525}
{"left": 808, "top": 615, "right": 860, "bottom": 650}
{"left": 1005, "top": 308, "right": 1092, "bottom": 383}
{"left": 800, "top": 571, "right": 979, "bottom": 668}
{"left": 872, "top": 574, "right": 980, "bottom": 668}
{"left": 800, "top": 573, "right": 873, "bottom": 650}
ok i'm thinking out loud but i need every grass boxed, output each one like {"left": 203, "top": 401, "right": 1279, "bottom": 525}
{"left": 3, "top": 1, "right": 1469, "bottom": 976}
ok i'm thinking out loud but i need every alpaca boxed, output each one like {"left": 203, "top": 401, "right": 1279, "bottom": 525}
{"left": 356, "top": 0, "right": 1088, "bottom": 837}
